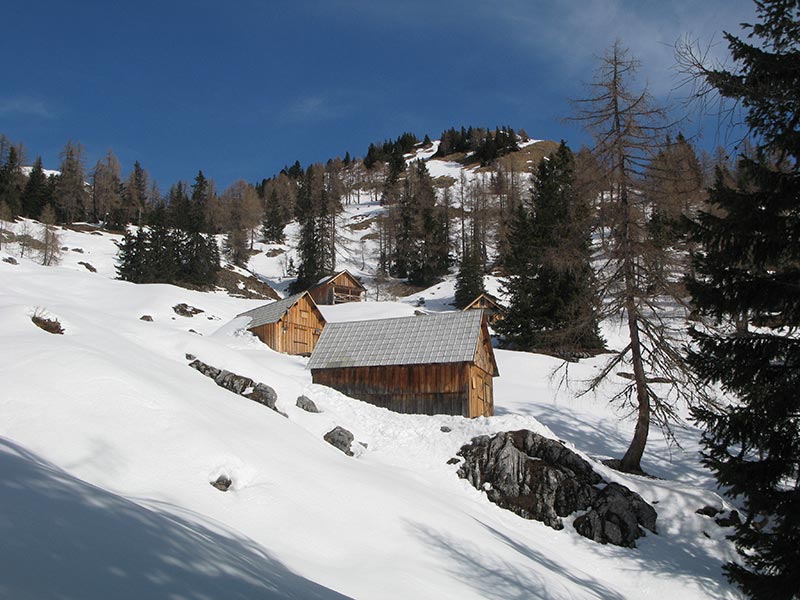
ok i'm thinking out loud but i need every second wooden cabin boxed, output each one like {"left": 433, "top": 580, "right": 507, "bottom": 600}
{"left": 308, "top": 270, "right": 366, "bottom": 305}
{"left": 463, "top": 292, "right": 505, "bottom": 326}
{"left": 308, "top": 310, "right": 498, "bottom": 417}
{"left": 237, "top": 291, "right": 326, "bottom": 356}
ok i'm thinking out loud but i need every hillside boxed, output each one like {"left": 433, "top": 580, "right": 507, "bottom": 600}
{"left": 0, "top": 215, "right": 743, "bottom": 599}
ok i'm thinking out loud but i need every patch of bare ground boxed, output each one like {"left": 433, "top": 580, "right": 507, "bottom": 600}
{"left": 215, "top": 268, "right": 280, "bottom": 300}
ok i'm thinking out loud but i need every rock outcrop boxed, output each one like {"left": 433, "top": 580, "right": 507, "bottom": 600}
{"left": 188, "top": 359, "right": 284, "bottom": 416}
{"left": 324, "top": 426, "right": 354, "bottom": 456}
{"left": 296, "top": 395, "right": 320, "bottom": 413}
{"left": 457, "top": 430, "right": 657, "bottom": 547}
{"left": 173, "top": 303, "right": 204, "bottom": 317}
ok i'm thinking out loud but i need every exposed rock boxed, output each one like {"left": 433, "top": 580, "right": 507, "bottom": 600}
{"left": 60, "top": 246, "right": 69, "bottom": 251}
{"left": 211, "top": 475, "right": 232, "bottom": 492}
{"left": 188, "top": 359, "right": 285, "bottom": 417}
{"left": 140, "top": 315, "right": 153, "bottom": 322}
{"left": 324, "top": 426, "right": 354, "bottom": 456}
{"left": 715, "top": 510, "right": 741, "bottom": 528}
{"left": 247, "top": 383, "right": 279, "bottom": 410}
{"left": 457, "top": 430, "right": 657, "bottom": 547}
{"left": 78, "top": 261, "right": 96, "bottom": 272}
{"left": 71, "top": 247, "right": 84, "bottom": 253}
{"left": 440, "top": 426, "right": 452, "bottom": 433}
{"left": 188, "top": 329, "right": 201, "bottom": 335}
{"left": 173, "top": 303, "right": 204, "bottom": 317}
{"left": 296, "top": 395, "right": 320, "bottom": 413}
{"left": 696, "top": 505, "right": 722, "bottom": 518}
{"left": 2, "top": 256, "right": 18, "bottom": 265}
{"left": 573, "top": 483, "right": 657, "bottom": 547}
{"left": 447, "top": 457, "right": 461, "bottom": 465}
{"left": 214, "top": 369, "right": 254, "bottom": 395}
{"left": 189, "top": 359, "right": 221, "bottom": 380}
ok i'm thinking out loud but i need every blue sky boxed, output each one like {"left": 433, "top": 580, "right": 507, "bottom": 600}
{"left": 2, "top": 0, "right": 756, "bottom": 189}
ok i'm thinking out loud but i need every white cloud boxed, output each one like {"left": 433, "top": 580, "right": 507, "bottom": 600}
{"left": 491, "top": 0, "right": 757, "bottom": 96}
{"left": 0, "top": 96, "right": 55, "bottom": 119}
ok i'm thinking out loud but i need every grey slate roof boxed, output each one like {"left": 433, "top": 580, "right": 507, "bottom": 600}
{"left": 236, "top": 292, "right": 307, "bottom": 329}
{"left": 308, "top": 310, "right": 485, "bottom": 369}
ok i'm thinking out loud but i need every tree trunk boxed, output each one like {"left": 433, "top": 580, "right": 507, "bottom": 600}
{"left": 619, "top": 185, "right": 650, "bottom": 474}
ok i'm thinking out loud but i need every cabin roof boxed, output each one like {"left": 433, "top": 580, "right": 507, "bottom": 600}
{"left": 308, "top": 310, "right": 486, "bottom": 370}
{"left": 313, "top": 270, "right": 366, "bottom": 290}
{"left": 236, "top": 291, "right": 309, "bottom": 328}
{"left": 464, "top": 292, "right": 504, "bottom": 311}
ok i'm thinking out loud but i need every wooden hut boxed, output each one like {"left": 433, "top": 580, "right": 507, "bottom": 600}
{"left": 237, "top": 292, "right": 326, "bottom": 356}
{"left": 308, "top": 270, "right": 366, "bottom": 305}
{"left": 463, "top": 293, "right": 505, "bottom": 326}
{"left": 308, "top": 311, "right": 498, "bottom": 417}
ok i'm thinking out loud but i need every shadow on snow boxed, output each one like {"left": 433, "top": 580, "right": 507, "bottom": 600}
{"left": 0, "top": 437, "right": 351, "bottom": 600}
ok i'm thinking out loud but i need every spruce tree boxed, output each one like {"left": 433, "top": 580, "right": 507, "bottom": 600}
{"left": 262, "top": 189, "right": 285, "bottom": 242}
{"left": 498, "top": 142, "right": 602, "bottom": 353}
{"left": 684, "top": 2, "right": 800, "bottom": 597}
{"left": 0, "top": 145, "right": 24, "bottom": 217}
{"left": 454, "top": 242, "right": 485, "bottom": 309}
{"left": 21, "top": 157, "right": 52, "bottom": 219}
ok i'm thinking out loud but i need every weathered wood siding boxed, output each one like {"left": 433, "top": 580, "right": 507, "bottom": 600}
{"left": 312, "top": 363, "right": 472, "bottom": 416}
{"left": 249, "top": 294, "right": 325, "bottom": 356}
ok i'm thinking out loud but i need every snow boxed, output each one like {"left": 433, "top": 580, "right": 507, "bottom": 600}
{"left": 0, "top": 216, "right": 742, "bottom": 599}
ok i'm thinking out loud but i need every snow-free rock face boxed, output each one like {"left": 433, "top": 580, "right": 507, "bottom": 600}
{"left": 456, "top": 430, "right": 657, "bottom": 547}
{"left": 324, "top": 426, "right": 354, "bottom": 456}
{"left": 296, "top": 395, "right": 320, "bottom": 413}
{"left": 188, "top": 359, "right": 283, "bottom": 415}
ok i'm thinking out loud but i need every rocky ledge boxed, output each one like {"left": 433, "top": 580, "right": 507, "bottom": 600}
{"left": 456, "top": 430, "right": 657, "bottom": 548}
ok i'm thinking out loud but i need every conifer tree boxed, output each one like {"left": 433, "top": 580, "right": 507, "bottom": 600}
{"left": 498, "top": 142, "right": 602, "bottom": 353}
{"left": 454, "top": 241, "right": 485, "bottom": 309}
{"left": 0, "top": 145, "right": 25, "bottom": 216}
{"left": 55, "top": 140, "right": 89, "bottom": 223}
{"left": 262, "top": 188, "right": 285, "bottom": 242}
{"left": 683, "top": 2, "right": 800, "bottom": 597}
{"left": 571, "top": 43, "right": 696, "bottom": 473}
{"left": 290, "top": 165, "right": 331, "bottom": 292}
{"left": 21, "top": 157, "right": 52, "bottom": 219}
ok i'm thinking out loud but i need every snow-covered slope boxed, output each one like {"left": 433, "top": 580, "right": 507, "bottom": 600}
{"left": 0, "top": 224, "right": 741, "bottom": 599}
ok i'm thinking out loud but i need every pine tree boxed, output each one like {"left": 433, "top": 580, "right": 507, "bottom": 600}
{"left": 21, "top": 157, "right": 52, "bottom": 219}
{"left": 0, "top": 145, "right": 24, "bottom": 217}
{"left": 262, "top": 188, "right": 285, "bottom": 242}
{"left": 498, "top": 143, "right": 602, "bottom": 353}
{"left": 684, "top": 2, "right": 800, "bottom": 597}
{"left": 54, "top": 140, "right": 89, "bottom": 223}
{"left": 571, "top": 42, "right": 696, "bottom": 473}
{"left": 454, "top": 241, "right": 485, "bottom": 309}
{"left": 290, "top": 165, "right": 330, "bottom": 292}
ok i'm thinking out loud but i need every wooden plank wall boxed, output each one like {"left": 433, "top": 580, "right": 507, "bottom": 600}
{"left": 250, "top": 295, "right": 324, "bottom": 356}
{"left": 312, "top": 363, "right": 470, "bottom": 416}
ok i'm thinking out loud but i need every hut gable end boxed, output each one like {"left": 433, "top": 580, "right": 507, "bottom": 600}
{"left": 237, "top": 291, "right": 325, "bottom": 356}
{"left": 309, "top": 270, "right": 366, "bottom": 305}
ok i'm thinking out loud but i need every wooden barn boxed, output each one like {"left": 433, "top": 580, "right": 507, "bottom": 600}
{"left": 309, "top": 270, "right": 366, "bottom": 305}
{"left": 308, "top": 311, "right": 498, "bottom": 417}
{"left": 237, "top": 291, "right": 326, "bottom": 356}
{"left": 463, "top": 293, "right": 505, "bottom": 326}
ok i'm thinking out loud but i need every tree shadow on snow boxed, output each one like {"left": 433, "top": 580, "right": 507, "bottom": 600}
{"left": 407, "top": 519, "right": 627, "bottom": 600}
{"left": 0, "top": 437, "right": 351, "bottom": 600}
{"left": 497, "top": 401, "right": 714, "bottom": 487}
